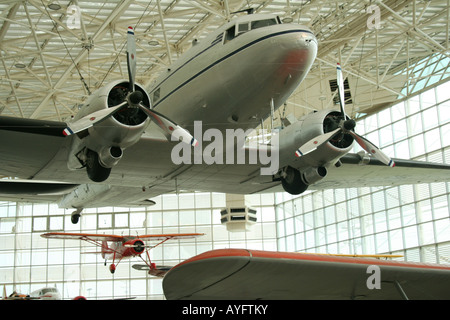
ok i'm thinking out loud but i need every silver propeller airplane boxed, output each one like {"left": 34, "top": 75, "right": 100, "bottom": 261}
{"left": 1, "top": 13, "right": 449, "bottom": 223}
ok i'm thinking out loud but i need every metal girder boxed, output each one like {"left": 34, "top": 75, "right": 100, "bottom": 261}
{"left": 30, "top": 0, "right": 135, "bottom": 118}
{"left": 0, "top": 0, "right": 448, "bottom": 122}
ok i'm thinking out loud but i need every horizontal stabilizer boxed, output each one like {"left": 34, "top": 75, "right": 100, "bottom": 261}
{"left": 133, "top": 264, "right": 172, "bottom": 277}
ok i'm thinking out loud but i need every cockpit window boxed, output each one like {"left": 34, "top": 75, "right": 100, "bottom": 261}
{"left": 251, "top": 19, "right": 278, "bottom": 30}
{"left": 225, "top": 25, "right": 236, "bottom": 43}
{"left": 224, "top": 18, "right": 279, "bottom": 44}
{"left": 42, "top": 288, "right": 56, "bottom": 294}
{"left": 238, "top": 23, "right": 249, "bottom": 34}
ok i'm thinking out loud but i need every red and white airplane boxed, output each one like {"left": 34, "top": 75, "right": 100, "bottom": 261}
{"left": 41, "top": 232, "right": 203, "bottom": 275}
{"left": 2, "top": 286, "right": 61, "bottom": 300}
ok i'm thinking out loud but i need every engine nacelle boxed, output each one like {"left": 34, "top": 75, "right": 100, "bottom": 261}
{"left": 123, "top": 239, "right": 145, "bottom": 256}
{"left": 78, "top": 80, "right": 151, "bottom": 152}
{"left": 301, "top": 166, "right": 327, "bottom": 185}
{"left": 67, "top": 80, "right": 151, "bottom": 174}
{"left": 98, "top": 146, "right": 123, "bottom": 168}
{"left": 278, "top": 109, "right": 354, "bottom": 170}
{"left": 277, "top": 109, "right": 355, "bottom": 195}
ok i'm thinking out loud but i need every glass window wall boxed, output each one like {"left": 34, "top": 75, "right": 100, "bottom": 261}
{"left": 0, "top": 193, "right": 277, "bottom": 299}
{"left": 1, "top": 81, "right": 449, "bottom": 299}
{"left": 276, "top": 81, "right": 450, "bottom": 264}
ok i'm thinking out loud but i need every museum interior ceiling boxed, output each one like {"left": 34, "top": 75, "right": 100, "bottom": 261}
{"left": 1, "top": 0, "right": 449, "bottom": 124}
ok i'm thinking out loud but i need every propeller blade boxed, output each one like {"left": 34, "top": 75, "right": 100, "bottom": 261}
{"left": 138, "top": 104, "right": 198, "bottom": 147}
{"left": 127, "top": 26, "right": 136, "bottom": 92}
{"left": 125, "top": 27, "right": 196, "bottom": 146}
{"left": 336, "top": 63, "right": 348, "bottom": 120}
{"left": 348, "top": 131, "right": 395, "bottom": 167}
{"left": 295, "top": 128, "right": 341, "bottom": 157}
{"left": 63, "top": 102, "right": 127, "bottom": 136}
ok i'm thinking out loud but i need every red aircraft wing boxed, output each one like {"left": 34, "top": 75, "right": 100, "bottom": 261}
{"left": 41, "top": 232, "right": 124, "bottom": 242}
{"left": 41, "top": 232, "right": 204, "bottom": 243}
{"left": 136, "top": 233, "right": 204, "bottom": 241}
{"left": 163, "top": 248, "right": 450, "bottom": 300}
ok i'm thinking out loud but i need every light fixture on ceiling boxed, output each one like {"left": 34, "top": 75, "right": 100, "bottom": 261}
{"left": 48, "top": 3, "right": 61, "bottom": 10}
{"left": 14, "top": 63, "right": 26, "bottom": 69}
{"left": 148, "top": 40, "right": 159, "bottom": 46}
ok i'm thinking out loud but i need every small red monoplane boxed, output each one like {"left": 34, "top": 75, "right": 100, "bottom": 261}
{"left": 41, "top": 232, "right": 203, "bottom": 276}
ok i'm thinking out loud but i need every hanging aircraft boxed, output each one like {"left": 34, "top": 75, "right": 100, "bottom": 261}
{"left": 1, "top": 12, "right": 450, "bottom": 224}
{"left": 2, "top": 286, "right": 60, "bottom": 300}
{"left": 41, "top": 231, "right": 204, "bottom": 275}
{"left": 2, "top": 285, "right": 134, "bottom": 300}
{"left": 162, "top": 248, "right": 450, "bottom": 300}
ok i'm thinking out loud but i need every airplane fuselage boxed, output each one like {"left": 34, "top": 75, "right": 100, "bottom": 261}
{"left": 30, "top": 287, "right": 62, "bottom": 300}
{"left": 0, "top": 14, "right": 323, "bottom": 211}
{"left": 102, "top": 237, "right": 145, "bottom": 262}
{"left": 63, "top": 14, "right": 317, "bottom": 182}
{"left": 147, "top": 14, "right": 317, "bottom": 132}
{"left": 0, "top": 12, "right": 429, "bottom": 214}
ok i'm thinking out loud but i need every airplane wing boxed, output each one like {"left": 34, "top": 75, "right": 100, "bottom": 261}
{"left": 41, "top": 232, "right": 204, "bottom": 242}
{"left": 162, "top": 249, "right": 450, "bottom": 300}
{"left": 107, "top": 135, "right": 450, "bottom": 195}
{"left": 1, "top": 115, "right": 450, "bottom": 209}
{"left": 307, "top": 153, "right": 450, "bottom": 191}
{"left": 0, "top": 116, "right": 67, "bottom": 179}
{"left": 137, "top": 233, "right": 205, "bottom": 241}
{"left": 41, "top": 232, "right": 124, "bottom": 242}
{"left": 0, "top": 180, "right": 79, "bottom": 203}
{"left": 3, "top": 295, "right": 41, "bottom": 300}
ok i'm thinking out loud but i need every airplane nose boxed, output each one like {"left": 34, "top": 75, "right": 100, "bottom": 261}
{"left": 299, "top": 32, "right": 318, "bottom": 52}
{"left": 276, "top": 29, "right": 318, "bottom": 74}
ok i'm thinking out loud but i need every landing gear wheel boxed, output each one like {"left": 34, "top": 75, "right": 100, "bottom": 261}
{"left": 86, "top": 149, "right": 111, "bottom": 182}
{"left": 71, "top": 213, "right": 80, "bottom": 224}
{"left": 70, "top": 208, "right": 83, "bottom": 224}
{"left": 281, "top": 166, "right": 308, "bottom": 195}
{"left": 109, "top": 264, "right": 116, "bottom": 274}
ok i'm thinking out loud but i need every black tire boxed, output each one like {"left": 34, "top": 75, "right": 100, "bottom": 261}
{"left": 86, "top": 149, "right": 111, "bottom": 182}
{"left": 71, "top": 213, "right": 80, "bottom": 224}
{"left": 281, "top": 166, "right": 308, "bottom": 195}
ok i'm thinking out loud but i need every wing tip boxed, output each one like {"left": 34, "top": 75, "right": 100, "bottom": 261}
{"left": 63, "top": 128, "right": 73, "bottom": 136}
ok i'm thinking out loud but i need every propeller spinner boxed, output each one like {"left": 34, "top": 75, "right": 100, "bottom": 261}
{"left": 295, "top": 63, "right": 395, "bottom": 167}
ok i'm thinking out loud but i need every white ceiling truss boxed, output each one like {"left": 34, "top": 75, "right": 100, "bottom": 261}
{"left": 0, "top": 0, "right": 449, "bottom": 123}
